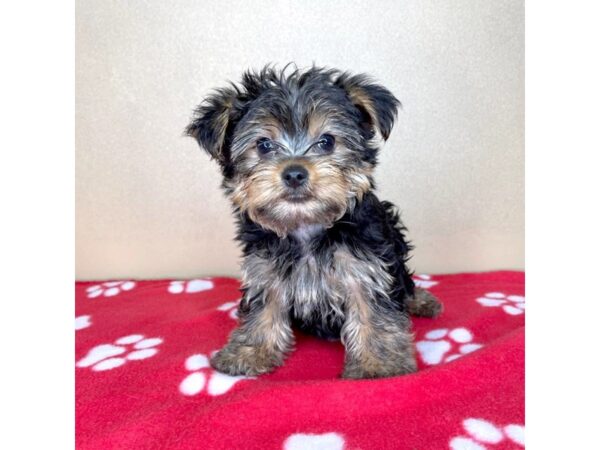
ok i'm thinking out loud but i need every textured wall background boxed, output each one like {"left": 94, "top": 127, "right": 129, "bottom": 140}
{"left": 75, "top": 0, "right": 524, "bottom": 280}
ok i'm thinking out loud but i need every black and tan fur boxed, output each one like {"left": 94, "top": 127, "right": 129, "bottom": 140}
{"left": 186, "top": 65, "right": 442, "bottom": 379}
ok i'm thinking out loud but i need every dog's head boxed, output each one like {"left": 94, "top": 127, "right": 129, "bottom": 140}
{"left": 186, "top": 65, "right": 400, "bottom": 237}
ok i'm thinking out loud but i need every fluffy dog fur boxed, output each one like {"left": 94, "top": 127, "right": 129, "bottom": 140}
{"left": 186, "top": 65, "right": 442, "bottom": 379}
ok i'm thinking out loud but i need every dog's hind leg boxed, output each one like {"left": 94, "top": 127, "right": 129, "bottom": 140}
{"left": 406, "top": 287, "right": 443, "bottom": 318}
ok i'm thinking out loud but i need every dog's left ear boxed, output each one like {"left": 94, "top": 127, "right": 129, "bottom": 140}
{"left": 185, "top": 86, "right": 245, "bottom": 169}
{"left": 335, "top": 73, "right": 400, "bottom": 140}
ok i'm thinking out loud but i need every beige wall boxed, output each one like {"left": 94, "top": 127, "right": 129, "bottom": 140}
{"left": 76, "top": 0, "right": 524, "bottom": 280}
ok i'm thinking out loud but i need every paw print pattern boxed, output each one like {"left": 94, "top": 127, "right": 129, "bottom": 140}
{"left": 284, "top": 432, "right": 345, "bottom": 450}
{"left": 416, "top": 328, "right": 483, "bottom": 365}
{"left": 449, "top": 418, "right": 524, "bottom": 449}
{"left": 168, "top": 279, "right": 214, "bottom": 294}
{"left": 76, "top": 334, "right": 163, "bottom": 371}
{"left": 179, "top": 353, "right": 252, "bottom": 396}
{"left": 216, "top": 300, "right": 240, "bottom": 319}
{"left": 75, "top": 315, "right": 91, "bottom": 330}
{"left": 413, "top": 274, "right": 439, "bottom": 289}
{"left": 476, "top": 292, "right": 525, "bottom": 315}
{"left": 86, "top": 281, "right": 135, "bottom": 298}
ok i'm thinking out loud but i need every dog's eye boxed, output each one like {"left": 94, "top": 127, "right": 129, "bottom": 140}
{"left": 316, "top": 134, "right": 335, "bottom": 153}
{"left": 256, "top": 138, "right": 276, "bottom": 155}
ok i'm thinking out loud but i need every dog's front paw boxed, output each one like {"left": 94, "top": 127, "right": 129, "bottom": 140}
{"left": 341, "top": 353, "right": 417, "bottom": 379}
{"left": 210, "top": 343, "right": 283, "bottom": 376}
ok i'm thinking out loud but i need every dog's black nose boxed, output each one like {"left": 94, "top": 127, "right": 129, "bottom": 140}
{"left": 282, "top": 165, "right": 309, "bottom": 189}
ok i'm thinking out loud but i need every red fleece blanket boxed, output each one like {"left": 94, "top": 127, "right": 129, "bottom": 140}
{"left": 76, "top": 271, "right": 524, "bottom": 450}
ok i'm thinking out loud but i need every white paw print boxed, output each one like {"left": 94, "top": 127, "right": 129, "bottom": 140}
{"left": 284, "top": 432, "right": 345, "bottom": 450}
{"left": 413, "top": 274, "right": 439, "bottom": 289}
{"left": 216, "top": 300, "right": 240, "bottom": 319}
{"left": 179, "top": 352, "right": 252, "bottom": 396}
{"left": 76, "top": 334, "right": 163, "bottom": 371}
{"left": 450, "top": 418, "right": 524, "bottom": 449}
{"left": 476, "top": 292, "right": 525, "bottom": 315}
{"left": 168, "top": 279, "right": 214, "bottom": 294}
{"left": 86, "top": 281, "right": 135, "bottom": 298}
{"left": 75, "top": 315, "right": 91, "bottom": 330}
{"left": 416, "top": 328, "right": 483, "bottom": 365}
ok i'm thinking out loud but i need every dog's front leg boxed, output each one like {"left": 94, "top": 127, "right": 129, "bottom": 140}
{"left": 341, "top": 283, "right": 417, "bottom": 379}
{"left": 210, "top": 284, "right": 293, "bottom": 376}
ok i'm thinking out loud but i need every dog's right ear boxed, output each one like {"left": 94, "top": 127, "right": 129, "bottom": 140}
{"left": 334, "top": 72, "right": 400, "bottom": 141}
{"left": 185, "top": 86, "right": 244, "bottom": 167}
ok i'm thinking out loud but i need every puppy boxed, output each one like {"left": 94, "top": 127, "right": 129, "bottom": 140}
{"left": 186, "top": 65, "right": 442, "bottom": 379}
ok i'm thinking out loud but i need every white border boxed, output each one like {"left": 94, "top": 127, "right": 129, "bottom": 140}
{"left": 527, "top": 1, "right": 600, "bottom": 448}
{"left": 0, "top": 1, "right": 74, "bottom": 449}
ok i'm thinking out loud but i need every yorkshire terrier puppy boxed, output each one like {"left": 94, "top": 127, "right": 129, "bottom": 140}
{"left": 186, "top": 65, "right": 442, "bottom": 379}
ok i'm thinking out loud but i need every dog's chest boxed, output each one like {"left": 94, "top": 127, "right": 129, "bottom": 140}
{"left": 288, "top": 250, "right": 346, "bottom": 323}
{"left": 287, "top": 227, "right": 351, "bottom": 322}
